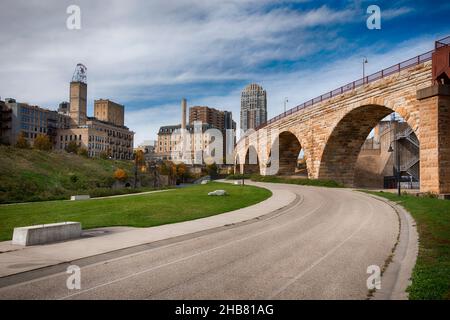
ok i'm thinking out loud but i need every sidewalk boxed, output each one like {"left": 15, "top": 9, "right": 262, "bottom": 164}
{"left": 0, "top": 182, "right": 295, "bottom": 278}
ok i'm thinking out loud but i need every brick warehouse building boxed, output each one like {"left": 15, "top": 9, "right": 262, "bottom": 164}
{"left": 1, "top": 98, "right": 70, "bottom": 146}
{"left": 0, "top": 67, "right": 134, "bottom": 160}
{"left": 55, "top": 81, "right": 134, "bottom": 159}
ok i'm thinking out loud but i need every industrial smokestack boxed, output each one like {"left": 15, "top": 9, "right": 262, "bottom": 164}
{"left": 181, "top": 98, "right": 187, "bottom": 130}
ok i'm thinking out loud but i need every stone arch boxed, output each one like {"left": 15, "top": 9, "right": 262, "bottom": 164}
{"left": 268, "top": 130, "right": 308, "bottom": 176}
{"left": 318, "top": 104, "right": 419, "bottom": 186}
{"left": 243, "top": 145, "right": 260, "bottom": 174}
{"left": 234, "top": 152, "right": 242, "bottom": 174}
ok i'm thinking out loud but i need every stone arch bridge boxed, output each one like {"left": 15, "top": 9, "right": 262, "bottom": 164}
{"left": 235, "top": 37, "right": 450, "bottom": 195}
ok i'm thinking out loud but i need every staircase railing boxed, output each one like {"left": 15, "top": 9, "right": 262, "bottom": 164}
{"left": 396, "top": 127, "right": 419, "bottom": 148}
{"left": 400, "top": 155, "right": 419, "bottom": 172}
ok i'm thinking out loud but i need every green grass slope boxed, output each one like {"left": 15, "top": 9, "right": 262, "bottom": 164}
{"left": 0, "top": 145, "right": 134, "bottom": 203}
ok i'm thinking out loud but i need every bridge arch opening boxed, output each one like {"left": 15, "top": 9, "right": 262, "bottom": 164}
{"left": 270, "top": 131, "right": 308, "bottom": 177}
{"left": 319, "top": 105, "right": 420, "bottom": 189}
{"left": 234, "top": 153, "right": 241, "bottom": 174}
{"left": 243, "top": 146, "right": 260, "bottom": 174}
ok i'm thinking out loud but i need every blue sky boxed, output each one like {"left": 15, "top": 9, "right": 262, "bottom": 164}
{"left": 0, "top": 0, "right": 449, "bottom": 145}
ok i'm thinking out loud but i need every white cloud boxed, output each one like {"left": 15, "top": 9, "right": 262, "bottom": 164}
{"left": 381, "top": 7, "right": 414, "bottom": 20}
{"left": 0, "top": 0, "right": 440, "bottom": 147}
{"left": 0, "top": 1, "right": 353, "bottom": 105}
{"left": 129, "top": 33, "right": 439, "bottom": 145}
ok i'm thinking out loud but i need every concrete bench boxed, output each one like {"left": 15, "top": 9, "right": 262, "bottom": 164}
{"left": 70, "top": 195, "right": 90, "bottom": 201}
{"left": 12, "top": 222, "right": 82, "bottom": 246}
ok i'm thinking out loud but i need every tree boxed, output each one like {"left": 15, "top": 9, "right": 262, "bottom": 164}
{"left": 66, "top": 141, "right": 79, "bottom": 154}
{"left": 176, "top": 163, "right": 188, "bottom": 182}
{"left": 16, "top": 132, "right": 30, "bottom": 149}
{"left": 33, "top": 134, "right": 52, "bottom": 151}
{"left": 206, "top": 163, "right": 219, "bottom": 179}
{"left": 113, "top": 168, "right": 128, "bottom": 182}
{"left": 134, "top": 150, "right": 145, "bottom": 166}
{"left": 133, "top": 150, "right": 146, "bottom": 188}
{"left": 158, "top": 161, "right": 177, "bottom": 185}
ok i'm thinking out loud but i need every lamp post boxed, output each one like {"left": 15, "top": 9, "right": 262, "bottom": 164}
{"left": 388, "top": 141, "right": 401, "bottom": 196}
{"left": 284, "top": 97, "right": 289, "bottom": 113}
{"left": 363, "top": 57, "right": 368, "bottom": 83}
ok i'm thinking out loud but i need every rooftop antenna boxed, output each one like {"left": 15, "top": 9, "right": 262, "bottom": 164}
{"left": 71, "top": 63, "right": 87, "bottom": 83}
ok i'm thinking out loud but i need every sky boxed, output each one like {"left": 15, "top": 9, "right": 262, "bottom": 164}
{"left": 0, "top": 0, "right": 449, "bottom": 146}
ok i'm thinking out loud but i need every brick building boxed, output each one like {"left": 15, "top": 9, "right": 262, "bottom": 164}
{"left": 0, "top": 98, "right": 70, "bottom": 146}
{"left": 1, "top": 69, "right": 134, "bottom": 160}
{"left": 94, "top": 99, "right": 125, "bottom": 127}
{"left": 55, "top": 81, "right": 134, "bottom": 159}
{"left": 157, "top": 100, "right": 236, "bottom": 162}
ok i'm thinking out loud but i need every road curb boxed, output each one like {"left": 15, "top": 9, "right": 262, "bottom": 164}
{"left": 360, "top": 192, "right": 419, "bottom": 300}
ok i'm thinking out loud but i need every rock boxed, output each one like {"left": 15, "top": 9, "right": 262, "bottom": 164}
{"left": 201, "top": 180, "right": 209, "bottom": 185}
{"left": 208, "top": 190, "right": 227, "bottom": 196}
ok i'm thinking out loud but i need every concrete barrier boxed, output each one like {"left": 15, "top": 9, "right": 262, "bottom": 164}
{"left": 70, "top": 195, "right": 90, "bottom": 201}
{"left": 12, "top": 222, "right": 82, "bottom": 246}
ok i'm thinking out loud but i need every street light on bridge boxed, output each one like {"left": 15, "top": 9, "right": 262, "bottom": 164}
{"left": 363, "top": 57, "right": 368, "bottom": 83}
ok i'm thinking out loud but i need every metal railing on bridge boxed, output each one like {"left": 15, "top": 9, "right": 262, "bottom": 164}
{"left": 255, "top": 36, "right": 450, "bottom": 131}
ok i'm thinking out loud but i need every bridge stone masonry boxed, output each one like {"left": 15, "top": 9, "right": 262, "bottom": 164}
{"left": 235, "top": 37, "right": 450, "bottom": 195}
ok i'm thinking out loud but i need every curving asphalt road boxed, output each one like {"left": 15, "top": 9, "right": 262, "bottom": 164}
{"left": 0, "top": 183, "right": 400, "bottom": 299}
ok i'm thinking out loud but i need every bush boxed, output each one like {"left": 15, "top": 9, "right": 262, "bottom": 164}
{"left": 33, "top": 134, "right": 52, "bottom": 151}
{"left": 114, "top": 168, "right": 128, "bottom": 181}
{"left": 16, "top": 132, "right": 30, "bottom": 149}
{"left": 65, "top": 141, "right": 79, "bottom": 154}
{"left": 70, "top": 174, "right": 79, "bottom": 183}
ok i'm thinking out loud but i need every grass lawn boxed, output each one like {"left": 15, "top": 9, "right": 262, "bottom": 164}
{"left": 367, "top": 191, "right": 450, "bottom": 300}
{"left": 0, "top": 182, "right": 271, "bottom": 242}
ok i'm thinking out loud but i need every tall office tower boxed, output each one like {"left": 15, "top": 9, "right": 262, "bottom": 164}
{"left": 240, "top": 83, "right": 267, "bottom": 132}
